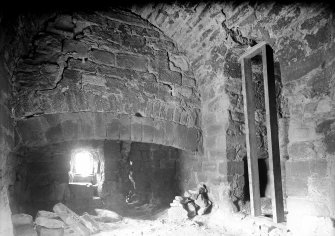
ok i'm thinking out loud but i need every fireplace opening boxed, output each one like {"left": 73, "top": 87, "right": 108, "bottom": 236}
{"left": 9, "top": 140, "right": 186, "bottom": 219}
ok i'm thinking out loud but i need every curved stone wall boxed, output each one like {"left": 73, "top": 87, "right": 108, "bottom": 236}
{"left": 131, "top": 3, "right": 335, "bottom": 232}
{"left": 13, "top": 9, "right": 202, "bottom": 152}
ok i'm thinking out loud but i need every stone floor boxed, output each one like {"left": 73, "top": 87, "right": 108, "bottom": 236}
{"left": 92, "top": 205, "right": 249, "bottom": 236}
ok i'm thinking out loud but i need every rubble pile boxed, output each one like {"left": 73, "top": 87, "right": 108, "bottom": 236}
{"left": 168, "top": 184, "right": 212, "bottom": 221}
{"left": 12, "top": 203, "right": 123, "bottom": 236}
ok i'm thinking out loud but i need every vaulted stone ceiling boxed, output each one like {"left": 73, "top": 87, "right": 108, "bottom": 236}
{"left": 1, "top": 3, "right": 335, "bottom": 234}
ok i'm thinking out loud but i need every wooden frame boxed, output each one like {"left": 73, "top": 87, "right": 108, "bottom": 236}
{"left": 239, "top": 42, "right": 285, "bottom": 223}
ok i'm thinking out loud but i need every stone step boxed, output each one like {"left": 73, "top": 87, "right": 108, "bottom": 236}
{"left": 68, "top": 183, "right": 94, "bottom": 200}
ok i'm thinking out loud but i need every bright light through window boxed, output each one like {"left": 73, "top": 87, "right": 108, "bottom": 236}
{"left": 73, "top": 151, "right": 93, "bottom": 176}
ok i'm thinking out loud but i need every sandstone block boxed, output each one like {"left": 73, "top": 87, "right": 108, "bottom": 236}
{"left": 12, "top": 213, "right": 33, "bottom": 226}
{"left": 288, "top": 141, "right": 316, "bottom": 160}
{"left": 131, "top": 116, "right": 142, "bottom": 142}
{"left": 89, "top": 49, "right": 115, "bottom": 65}
{"left": 53, "top": 203, "right": 90, "bottom": 236}
{"left": 289, "top": 119, "right": 321, "bottom": 142}
{"left": 79, "top": 213, "right": 100, "bottom": 234}
{"left": 116, "top": 53, "right": 147, "bottom": 72}
{"left": 167, "top": 206, "right": 188, "bottom": 221}
{"left": 119, "top": 114, "right": 131, "bottom": 140}
{"left": 286, "top": 160, "right": 310, "bottom": 178}
{"left": 182, "top": 76, "right": 196, "bottom": 87}
{"left": 142, "top": 117, "right": 154, "bottom": 143}
{"left": 36, "top": 225, "right": 64, "bottom": 236}
{"left": 152, "top": 120, "right": 165, "bottom": 145}
{"left": 13, "top": 224, "right": 37, "bottom": 236}
{"left": 286, "top": 177, "right": 308, "bottom": 197}
{"left": 63, "top": 39, "right": 89, "bottom": 58}
{"left": 186, "top": 127, "right": 201, "bottom": 151}
{"left": 106, "top": 118, "right": 120, "bottom": 139}
{"left": 227, "top": 161, "right": 244, "bottom": 175}
{"left": 309, "top": 159, "right": 328, "bottom": 177}
{"left": 94, "top": 209, "right": 122, "bottom": 222}
{"left": 68, "top": 184, "right": 93, "bottom": 200}
{"left": 159, "top": 69, "right": 182, "bottom": 85}
{"left": 202, "top": 161, "right": 218, "bottom": 172}
{"left": 36, "top": 211, "right": 59, "bottom": 219}
{"left": 287, "top": 197, "right": 330, "bottom": 217}
{"left": 35, "top": 217, "right": 64, "bottom": 229}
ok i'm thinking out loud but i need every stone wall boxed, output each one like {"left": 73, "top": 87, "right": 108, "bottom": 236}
{"left": 0, "top": 36, "right": 15, "bottom": 236}
{"left": 1, "top": 4, "right": 335, "bottom": 235}
{"left": 128, "top": 142, "right": 180, "bottom": 206}
{"left": 0, "top": 13, "right": 43, "bottom": 236}
{"left": 132, "top": 2, "right": 335, "bottom": 234}
{"left": 13, "top": 9, "right": 202, "bottom": 152}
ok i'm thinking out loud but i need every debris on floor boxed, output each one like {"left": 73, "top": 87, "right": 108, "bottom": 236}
{"left": 11, "top": 201, "right": 233, "bottom": 236}
{"left": 12, "top": 213, "right": 37, "bottom": 236}
{"left": 168, "top": 184, "right": 213, "bottom": 221}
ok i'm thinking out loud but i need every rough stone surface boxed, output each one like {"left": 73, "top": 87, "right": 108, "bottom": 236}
{"left": 130, "top": 3, "right": 335, "bottom": 235}
{"left": 0, "top": 3, "right": 335, "bottom": 236}
{"left": 11, "top": 10, "right": 202, "bottom": 153}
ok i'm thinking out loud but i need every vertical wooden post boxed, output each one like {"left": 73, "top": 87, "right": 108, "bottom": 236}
{"left": 241, "top": 58, "right": 261, "bottom": 217}
{"left": 239, "top": 42, "right": 285, "bottom": 223}
{"left": 262, "top": 45, "right": 285, "bottom": 223}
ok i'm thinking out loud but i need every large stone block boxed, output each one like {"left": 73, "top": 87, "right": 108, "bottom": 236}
{"left": 106, "top": 117, "right": 120, "bottom": 139}
{"left": 159, "top": 69, "right": 182, "bottom": 85}
{"left": 186, "top": 127, "right": 201, "bottom": 151}
{"left": 202, "top": 161, "right": 218, "bottom": 172}
{"left": 281, "top": 48, "right": 327, "bottom": 83}
{"left": 116, "top": 53, "right": 147, "bottom": 72}
{"left": 308, "top": 177, "right": 330, "bottom": 200}
{"left": 16, "top": 117, "right": 47, "bottom": 146}
{"left": 142, "top": 117, "right": 154, "bottom": 143}
{"left": 227, "top": 161, "right": 244, "bottom": 176}
{"left": 289, "top": 119, "right": 321, "bottom": 142}
{"left": 60, "top": 118, "right": 80, "bottom": 141}
{"left": 286, "top": 177, "right": 308, "bottom": 196}
{"left": 44, "top": 114, "right": 64, "bottom": 143}
{"left": 13, "top": 225, "right": 37, "bottom": 236}
{"left": 182, "top": 76, "right": 196, "bottom": 88}
{"left": 68, "top": 184, "right": 94, "bottom": 200}
{"left": 288, "top": 141, "right": 316, "bottom": 160}
{"left": 174, "top": 124, "right": 188, "bottom": 149}
{"left": 89, "top": 49, "right": 115, "bottom": 65}
{"left": 287, "top": 197, "right": 330, "bottom": 217}
{"left": 119, "top": 114, "right": 131, "bottom": 140}
{"left": 206, "top": 124, "right": 224, "bottom": 137}
{"left": 100, "top": 9, "right": 150, "bottom": 27}
{"left": 164, "top": 122, "right": 175, "bottom": 146}
{"left": 36, "top": 225, "right": 63, "bottom": 236}
{"left": 286, "top": 160, "right": 310, "bottom": 178}
{"left": 152, "top": 120, "right": 165, "bottom": 145}
{"left": 79, "top": 112, "right": 96, "bottom": 139}
{"left": 63, "top": 39, "right": 89, "bottom": 58}
{"left": 131, "top": 116, "right": 142, "bottom": 142}
{"left": 12, "top": 214, "right": 33, "bottom": 226}
{"left": 68, "top": 58, "right": 97, "bottom": 73}
{"left": 309, "top": 159, "right": 328, "bottom": 177}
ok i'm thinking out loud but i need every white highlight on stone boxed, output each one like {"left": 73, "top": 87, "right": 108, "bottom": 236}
{"left": 73, "top": 151, "right": 93, "bottom": 176}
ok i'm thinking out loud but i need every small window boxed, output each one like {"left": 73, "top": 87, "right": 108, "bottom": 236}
{"left": 73, "top": 151, "right": 94, "bottom": 176}
{"left": 69, "top": 150, "right": 95, "bottom": 184}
